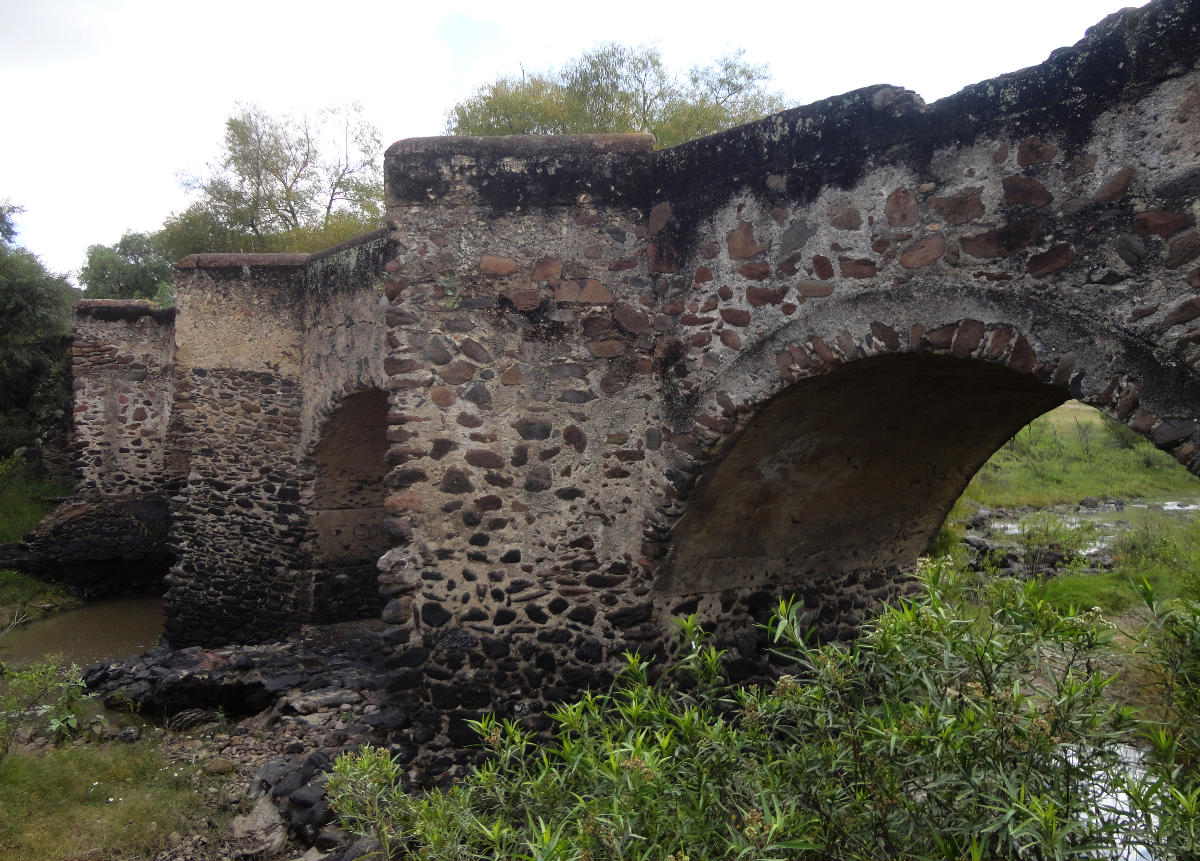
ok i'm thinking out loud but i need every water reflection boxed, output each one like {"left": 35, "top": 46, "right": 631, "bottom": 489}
{"left": 0, "top": 595, "right": 163, "bottom": 667}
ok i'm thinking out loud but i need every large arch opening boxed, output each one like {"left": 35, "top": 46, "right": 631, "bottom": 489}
{"left": 306, "top": 388, "right": 390, "bottom": 622}
{"left": 660, "top": 353, "right": 1067, "bottom": 600}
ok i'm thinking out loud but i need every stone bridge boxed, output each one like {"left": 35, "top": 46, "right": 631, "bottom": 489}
{"left": 20, "top": 0, "right": 1200, "bottom": 733}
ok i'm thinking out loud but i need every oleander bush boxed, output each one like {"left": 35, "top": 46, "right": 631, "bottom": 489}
{"left": 329, "top": 556, "right": 1200, "bottom": 860}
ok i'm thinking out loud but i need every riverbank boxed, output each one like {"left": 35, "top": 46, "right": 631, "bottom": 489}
{"left": 0, "top": 619, "right": 395, "bottom": 860}
{"left": 0, "top": 460, "right": 77, "bottom": 628}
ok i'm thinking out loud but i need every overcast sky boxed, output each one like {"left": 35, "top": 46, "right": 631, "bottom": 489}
{"left": 0, "top": 0, "right": 1145, "bottom": 283}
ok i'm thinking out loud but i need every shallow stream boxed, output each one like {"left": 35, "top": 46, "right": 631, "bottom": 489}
{"left": 976, "top": 496, "right": 1200, "bottom": 559}
{"left": 0, "top": 594, "right": 163, "bottom": 668}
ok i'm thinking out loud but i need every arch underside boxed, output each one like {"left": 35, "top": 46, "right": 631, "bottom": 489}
{"left": 306, "top": 388, "right": 389, "bottom": 622}
{"left": 659, "top": 354, "right": 1067, "bottom": 598}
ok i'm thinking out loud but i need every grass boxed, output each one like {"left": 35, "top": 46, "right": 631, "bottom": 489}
{"left": 1036, "top": 515, "right": 1200, "bottom": 615}
{"left": 0, "top": 459, "right": 75, "bottom": 622}
{"left": 0, "top": 568, "right": 71, "bottom": 609}
{"left": 0, "top": 460, "right": 67, "bottom": 545}
{"left": 0, "top": 743, "right": 203, "bottom": 860}
{"left": 961, "top": 401, "right": 1200, "bottom": 509}
{"left": 934, "top": 401, "right": 1200, "bottom": 617}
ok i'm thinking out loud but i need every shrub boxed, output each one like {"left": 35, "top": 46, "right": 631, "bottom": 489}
{"left": 329, "top": 558, "right": 1151, "bottom": 860}
{"left": 0, "top": 660, "right": 91, "bottom": 761}
{"left": 1126, "top": 583, "right": 1200, "bottom": 856}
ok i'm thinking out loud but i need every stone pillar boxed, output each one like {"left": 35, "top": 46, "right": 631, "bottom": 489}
{"left": 163, "top": 256, "right": 312, "bottom": 646}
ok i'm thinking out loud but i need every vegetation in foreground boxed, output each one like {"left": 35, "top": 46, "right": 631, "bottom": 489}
{"left": 0, "top": 649, "right": 211, "bottom": 860}
{"left": 328, "top": 558, "right": 1200, "bottom": 859}
{"left": 0, "top": 742, "right": 202, "bottom": 860}
{"left": 328, "top": 403, "right": 1200, "bottom": 860}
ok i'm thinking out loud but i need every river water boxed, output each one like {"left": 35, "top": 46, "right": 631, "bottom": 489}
{"left": 983, "top": 497, "right": 1200, "bottom": 557}
{"left": 0, "top": 594, "right": 163, "bottom": 668}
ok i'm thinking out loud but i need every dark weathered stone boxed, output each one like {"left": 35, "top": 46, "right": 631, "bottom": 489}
{"left": 440, "top": 468, "right": 473, "bottom": 494}
{"left": 524, "top": 467, "right": 552, "bottom": 492}
{"left": 512, "top": 420, "right": 551, "bottom": 440}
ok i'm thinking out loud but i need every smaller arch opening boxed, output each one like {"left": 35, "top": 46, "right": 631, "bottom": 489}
{"left": 306, "top": 388, "right": 389, "bottom": 622}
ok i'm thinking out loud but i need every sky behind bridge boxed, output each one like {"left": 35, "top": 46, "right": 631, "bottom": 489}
{"left": 0, "top": 0, "right": 1145, "bottom": 282}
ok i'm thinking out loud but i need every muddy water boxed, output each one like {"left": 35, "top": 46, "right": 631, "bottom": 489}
{"left": 0, "top": 595, "right": 164, "bottom": 667}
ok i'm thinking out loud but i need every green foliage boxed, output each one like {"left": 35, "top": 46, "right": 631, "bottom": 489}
{"left": 79, "top": 231, "right": 174, "bottom": 302}
{"left": 0, "top": 742, "right": 200, "bottom": 859}
{"left": 0, "top": 569, "right": 72, "bottom": 619}
{"left": 329, "top": 559, "right": 1155, "bottom": 860}
{"left": 1125, "top": 584, "right": 1200, "bottom": 855}
{"left": 0, "top": 453, "right": 68, "bottom": 543}
{"left": 1015, "top": 512, "right": 1100, "bottom": 570}
{"left": 448, "top": 44, "right": 789, "bottom": 148}
{"left": 962, "top": 403, "right": 1199, "bottom": 509}
{"left": 0, "top": 660, "right": 91, "bottom": 761}
{"left": 0, "top": 208, "right": 75, "bottom": 456}
{"left": 185, "top": 102, "right": 382, "bottom": 240}
{"left": 155, "top": 201, "right": 249, "bottom": 260}
{"left": 0, "top": 201, "right": 19, "bottom": 245}
{"left": 1029, "top": 515, "right": 1200, "bottom": 617}
{"left": 97, "top": 104, "right": 385, "bottom": 300}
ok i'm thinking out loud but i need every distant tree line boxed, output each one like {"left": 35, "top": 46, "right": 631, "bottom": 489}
{"left": 448, "top": 43, "right": 787, "bottom": 147}
{"left": 79, "top": 103, "right": 384, "bottom": 306}
{"left": 0, "top": 202, "right": 75, "bottom": 457}
{"left": 81, "top": 44, "right": 787, "bottom": 306}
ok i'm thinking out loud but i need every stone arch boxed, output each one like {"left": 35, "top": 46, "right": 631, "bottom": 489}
{"left": 299, "top": 387, "right": 391, "bottom": 622}
{"left": 651, "top": 286, "right": 1200, "bottom": 642}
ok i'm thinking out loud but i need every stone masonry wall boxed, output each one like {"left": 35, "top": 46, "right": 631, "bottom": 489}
{"left": 375, "top": 135, "right": 670, "bottom": 676}
{"left": 70, "top": 300, "right": 178, "bottom": 497}
{"left": 16, "top": 300, "right": 177, "bottom": 596}
{"left": 642, "top": 1, "right": 1200, "bottom": 647}
{"left": 355, "top": 0, "right": 1200, "bottom": 777}
{"left": 164, "top": 232, "right": 390, "bottom": 646}
{"left": 163, "top": 258, "right": 311, "bottom": 645}
{"left": 295, "top": 232, "right": 391, "bottom": 624}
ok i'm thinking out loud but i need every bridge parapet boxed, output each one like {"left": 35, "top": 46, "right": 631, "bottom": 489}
{"left": 360, "top": 1, "right": 1200, "bottom": 776}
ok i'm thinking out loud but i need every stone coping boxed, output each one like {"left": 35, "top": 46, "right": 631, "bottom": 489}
{"left": 74, "top": 299, "right": 176, "bottom": 324}
{"left": 176, "top": 252, "right": 310, "bottom": 270}
{"left": 385, "top": 133, "right": 656, "bottom": 159}
{"left": 174, "top": 227, "right": 389, "bottom": 271}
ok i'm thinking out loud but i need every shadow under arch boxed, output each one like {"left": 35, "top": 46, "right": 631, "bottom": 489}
{"left": 301, "top": 387, "right": 390, "bottom": 622}
{"left": 659, "top": 352, "right": 1065, "bottom": 598}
